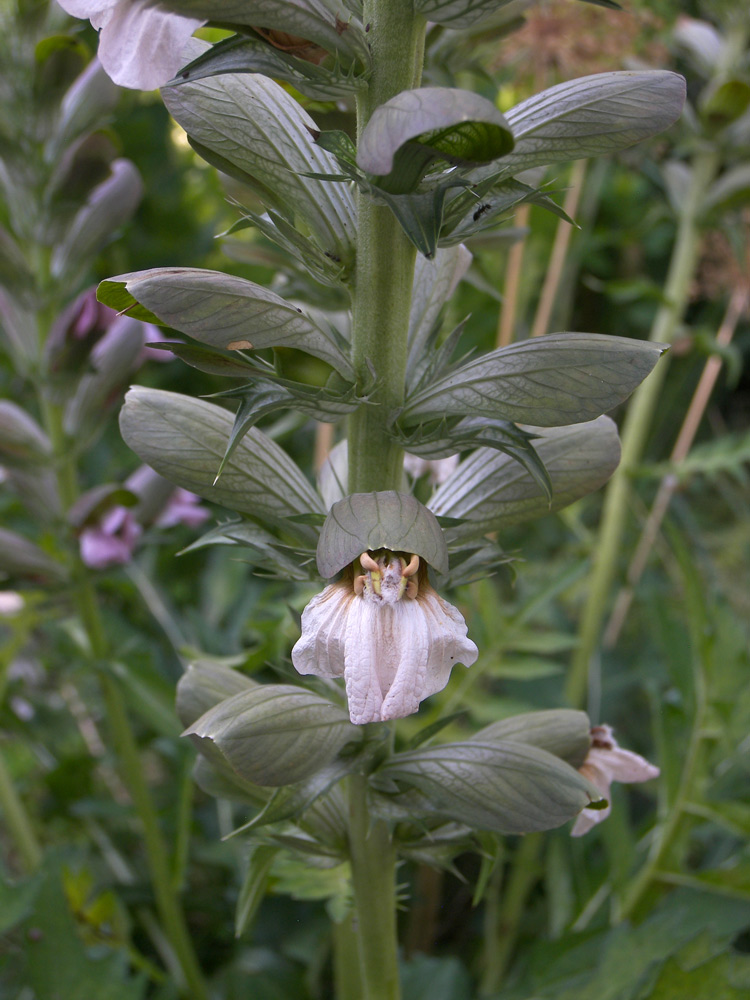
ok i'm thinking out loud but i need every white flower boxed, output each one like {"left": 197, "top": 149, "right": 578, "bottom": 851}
{"left": 58, "top": 1, "right": 203, "bottom": 89}
{"left": 292, "top": 551, "right": 478, "bottom": 725}
{"left": 571, "top": 724, "right": 660, "bottom": 837}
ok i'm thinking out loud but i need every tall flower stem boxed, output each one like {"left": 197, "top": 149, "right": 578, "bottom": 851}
{"left": 348, "top": 1, "right": 425, "bottom": 495}
{"left": 344, "top": 4, "right": 426, "bottom": 996}
{"left": 38, "top": 393, "right": 207, "bottom": 1000}
{"left": 347, "top": 772, "right": 400, "bottom": 1000}
{"left": 566, "top": 148, "right": 720, "bottom": 708}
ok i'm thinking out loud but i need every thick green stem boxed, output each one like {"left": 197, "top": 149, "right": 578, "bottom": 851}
{"left": 347, "top": 773, "right": 400, "bottom": 1000}
{"left": 38, "top": 394, "right": 207, "bottom": 1000}
{"left": 343, "top": 5, "right": 427, "bottom": 995}
{"left": 566, "top": 149, "right": 720, "bottom": 707}
{"left": 333, "top": 912, "right": 365, "bottom": 1000}
{"left": 348, "top": 2, "right": 425, "bottom": 495}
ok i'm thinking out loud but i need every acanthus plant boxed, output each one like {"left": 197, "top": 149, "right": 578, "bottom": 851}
{"left": 63, "top": 0, "right": 685, "bottom": 995}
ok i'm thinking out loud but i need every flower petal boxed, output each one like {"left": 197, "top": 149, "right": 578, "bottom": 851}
{"left": 603, "top": 747, "right": 660, "bottom": 784}
{"left": 96, "top": 1, "right": 203, "bottom": 89}
{"left": 570, "top": 803, "right": 610, "bottom": 837}
{"left": 292, "top": 583, "right": 351, "bottom": 680}
{"left": 344, "top": 585, "right": 478, "bottom": 725}
{"left": 57, "top": 0, "right": 113, "bottom": 19}
{"left": 344, "top": 597, "right": 393, "bottom": 725}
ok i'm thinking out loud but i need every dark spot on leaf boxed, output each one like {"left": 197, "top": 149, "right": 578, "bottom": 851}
{"left": 365, "top": 22, "right": 371, "bottom": 32}
{"left": 335, "top": 16, "right": 348, "bottom": 35}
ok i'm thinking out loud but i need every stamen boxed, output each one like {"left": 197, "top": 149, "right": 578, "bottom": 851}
{"left": 402, "top": 554, "right": 420, "bottom": 577}
{"left": 359, "top": 551, "right": 380, "bottom": 573}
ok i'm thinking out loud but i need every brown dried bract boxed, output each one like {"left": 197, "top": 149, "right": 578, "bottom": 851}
{"left": 256, "top": 28, "right": 329, "bottom": 65}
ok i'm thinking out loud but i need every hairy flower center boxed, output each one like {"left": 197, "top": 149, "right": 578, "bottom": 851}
{"left": 354, "top": 550, "right": 420, "bottom": 603}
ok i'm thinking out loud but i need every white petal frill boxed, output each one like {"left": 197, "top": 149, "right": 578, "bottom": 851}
{"left": 571, "top": 729, "right": 660, "bottom": 837}
{"left": 292, "top": 582, "right": 478, "bottom": 725}
{"left": 58, "top": 1, "right": 203, "bottom": 89}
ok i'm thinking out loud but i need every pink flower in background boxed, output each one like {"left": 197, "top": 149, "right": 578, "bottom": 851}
{"left": 80, "top": 505, "right": 142, "bottom": 568}
{"left": 79, "top": 468, "right": 209, "bottom": 568}
{"left": 156, "top": 488, "right": 210, "bottom": 529}
{"left": 57, "top": 0, "right": 203, "bottom": 89}
{"left": 571, "top": 724, "right": 660, "bottom": 837}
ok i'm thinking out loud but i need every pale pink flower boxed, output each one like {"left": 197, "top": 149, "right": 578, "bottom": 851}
{"left": 571, "top": 724, "right": 660, "bottom": 837}
{"left": 79, "top": 505, "right": 142, "bottom": 568}
{"left": 292, "top": 551, "right": 477, "bottom": 725}
{"left": 57, "top": 1, "right": 203, "bottom": 89}
{"left": 155, "top": 488, "right": 210, "bottom": 529}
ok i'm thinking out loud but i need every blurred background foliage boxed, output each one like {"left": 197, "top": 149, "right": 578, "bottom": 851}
{"left": 1, "top": 0, "right": 748, "bottom": 997}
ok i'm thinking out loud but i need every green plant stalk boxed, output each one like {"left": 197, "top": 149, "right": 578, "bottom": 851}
{"left": 479, "top": 833, "right": 543, "bottom": 995}
{"left": 39, "top": 394, "right": 207, "bottom": 1000}
{"left": 343, "top": 4, "right": 426, "bottom": 998}
{"left": 333, "top": 911, "right": 365, "bottom": 1000}
{"left": 348, "top": 1, "right": 425, "bottom": 495}
{"left": 566, "top": 149, "right": 720, "bottom": 707}
{"left": 616, "top": 524, "right": 709, "bottom": 922}
{"left": 0, "top": 747, "right": 42, "bottom": 873}
{"left": 347, "top": 772, "right": 400, "bottom": 1000}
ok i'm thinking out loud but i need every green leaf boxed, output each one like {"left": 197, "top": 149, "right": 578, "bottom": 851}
{"left": 440, "top": 176, "right": 572, "bottom": 245}
{"left": 470, "top": 709, "right": 592, "bottom": 769}
{"left": 98, "top": 268, "right": 354, "bottom": 379}
{"left": 700, "top": 78, "right": 750, "bottom": 129}
{"left": 20, "top": 856, "right": 145, "bottom": 1000}
{"left": 380, "top": 740, "right": 602, "bottom": 834}
{"left": 701, "top": 164, "right": 750, "bottom": 215}
{"left": 415, "top": 0, "right": 619, "bottom": 29}
{"left": 235, "top": 845, "right": 279, "bottom": 938}
{"left": 373, "top": 184, "right": 452, "bottom": 258}
{"left": 170, "top": 32, "right": 367, "bottom": 101}
{"left": 192, "top": 754, "right": 271, "bottom": 806}
{"left": 401, "top": 333, "right": 666, "bottom": 427}
{"left": 50, "top": 160, "right": 143, "bottom": 282}
{"left": 0, "top": 872, "right": 42, "bottom": 935}
{"left": 0, "top": 528, "right": 67, "bottom": 582}
{"left": 227, "top": 206, "right": 347, "bottom": 287}
{"left": 119, "top": 387, "right": 325, "bottom": 529}
{"left": 0, "top": 224, "right": 33, "bottom": 291}
{"left": 153, "top": 0, "right": 371, "bottom": 70}
{"left": 231, "top": 761, "right": 352, "bottom": 832}
{"left": 184, "top": 684, "right": 361, "bottom": 786}
{"left": 179, "top": 519, "right": 315, "bottom": 580}
{"left": 0, "top": 400, "right": 51, "bottom": 465}
{"left": 407, "top": 245, "right": 472, "bottom": 375}
{"left": 317, "top": 491, "right": 449, "bottom": 577}
{"left": 176, "top": 660, "right": 258, "bottom": 729}
{"left": 429, "top": 416, "right": 621, "bottom": 540}
{"left": 162, "top": 61, "right": 356, "bottom": 263}
{"left": 475, "top": 71, "right": 686, "bottom": 180}
{"left": 358, "top": 87, "right": 513, "bottom": 193}
{"left": 394, "top": 416, "right": 552, "bottom": 500}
